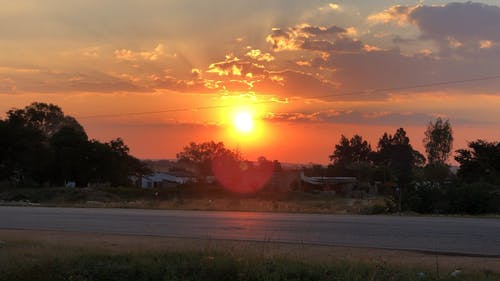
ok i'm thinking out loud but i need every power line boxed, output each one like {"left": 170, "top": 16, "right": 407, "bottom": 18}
{"left": 310, "top": 74, "right": 500, "bottom": 100}
{"left": 77, "top": 74, "right": 500, "bottom": 119}
{"left": 79, "top": 104, "right": 230, "bottom": 119}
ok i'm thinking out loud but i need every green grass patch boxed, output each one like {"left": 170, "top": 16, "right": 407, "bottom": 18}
{"left": 0, "top": 242, "right": 498, "bottom": 281}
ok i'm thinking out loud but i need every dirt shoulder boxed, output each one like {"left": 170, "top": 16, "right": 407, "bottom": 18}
{"left": 1, "top": 229, "right": 499, "bottom": 274}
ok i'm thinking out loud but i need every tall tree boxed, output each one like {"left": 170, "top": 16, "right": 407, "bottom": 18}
{"left": 97, "top": 138, "right": 150, "bottom": 186}
{"left": 373, "top": 128, "right": 424, "bottom": 184}
{"left": 329, "top": 134, "right": 372, "bottom": 177}
{"left": 1, "top": 102, "right": 150, "bottom": 187}
{"left": 6, "top": 102, "right": 84, "bottom": 138}
{"left": 49, "top": 126, "right": 89, "bottom": 186}
{"left": 0, "top": 119, "right": 49, "bottom": 186}
{"left": 176, "top": 141, "right": 241, "bottom": 177}
{"left": 329, "top": 134, "right": 372, "bottom": 166}
{"left": 423, "top": 118, "right": 453, "bottom": 165}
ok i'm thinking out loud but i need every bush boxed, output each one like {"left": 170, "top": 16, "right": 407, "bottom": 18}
{"left": 403, "top": 182, "right": 447, "bottom": 214}
{"left": 447, "top": 182, "right": 500, "bottom": 214}
{"left": 359, "top": 200, "right": 395, "bottom": 214}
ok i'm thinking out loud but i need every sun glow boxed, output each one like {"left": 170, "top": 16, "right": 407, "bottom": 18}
{"left": 217, "top": 96, "right": 273, "bottom": 148}
{"left": 233, "top": 111, "right": 254, "bottom": 133}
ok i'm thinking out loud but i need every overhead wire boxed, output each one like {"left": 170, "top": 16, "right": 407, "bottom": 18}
{"left": 77, "top": 74, "right": 500, "bottom": 119}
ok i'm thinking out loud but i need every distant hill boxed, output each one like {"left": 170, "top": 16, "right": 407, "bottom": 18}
{"left": 143, "top": 159, "right": 305, "bottom": 172}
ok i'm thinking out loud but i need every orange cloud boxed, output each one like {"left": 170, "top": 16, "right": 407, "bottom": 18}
{"left": 114, "top": 44, "right": 166, "bottom": 61}
{"left": 266, "top": 24, "right": 362, "bottom": 53}
{"left": 367, "top": 5, "right": 417, "bottom": 25}
{"left": 328, "top": 3, "right": 341, "bottom": 10}
{"left": 263, "top": 110, "right": 457, "bottom": 126}
{"left": 295, "top": 60, "right": 311, "bottom": 67}
{"left": 266, "top": 28, "right": 300, "bottom": 51}
{"left": 206, "top": 55, "right": 265, "bottom": 78}
{"left": 479, "top": 40, "right": 494, "bottom": 49}
{"left": 245, "top": 49, "right": 275, "bottom": 62}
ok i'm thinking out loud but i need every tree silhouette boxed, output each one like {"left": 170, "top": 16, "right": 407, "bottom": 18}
{"left": 455, "top": 140, "right": 500, "bottom": 184}
{"left": 6, "top": 102, "right": 84, "bottom": 138}
{"left": 176, "top": 141, "right": 241, "bottom": 177}
{"left": 0, "top": 102, "right": 150, "bottom": 187}
{"left": 329, "top": 135, "right": 372, "bottom": 166}
{"left": 0, "top": 119, "right": 49, "bottom": 186}
{"left": 372, "top": 128, "right": 424, "bottom": 184}
{"left": 49, "top": 126, "right": 89, "bottom": 186}
{"left": 424, "top": 118, "right": 453, "bottom": 165}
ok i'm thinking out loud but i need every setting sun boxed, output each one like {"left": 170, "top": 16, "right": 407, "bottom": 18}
{"left": 222, "top": 104, "right": 270, "bottom": 150}
{"left": 233, "top": 111, "right": 254, "bottom": 133}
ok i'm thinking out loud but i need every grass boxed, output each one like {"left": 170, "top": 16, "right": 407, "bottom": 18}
{"left": 0, "top": 186, "right": 388, "bottom": 214}
{"left": 1, "top": 239, "right": 499, "bottom": 281}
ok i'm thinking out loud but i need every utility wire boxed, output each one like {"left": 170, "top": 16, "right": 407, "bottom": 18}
{"left": 77, "top": 74, "right": 500, "bottom": 119}
{"left": 310, "top": 74, "right": 500, "bottom": 100}
{"left": 79, "top": 104, "right": 232, "bottom": 119}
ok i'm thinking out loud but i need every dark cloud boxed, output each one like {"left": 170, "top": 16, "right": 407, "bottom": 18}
{"left": 392, "top": 35, "right": 415, "bottom": 44}
{"left": 264, "top": 110, "right": 436, "bottom": 126}
{"left": 315, "top": 46, "right": 500, "bottom": 97}
{"left": 148, "top": 75, "right": 212, "bottom": 93}
{"left": 253, "top": 70, "right": 338, "bottom": 97}
{"left": 299, "top": 25, "right": 346, "bottom": 36}
{"left": 314, "top": 49, "right": 436, "bottom": 94}
{"left": 375, "top": 2, "right": 500, "bottom": 54}
{"left": 330, "top": 37, "right": 364, "bottom": 52}
{"left": 300, "top": 37, "right": 363, "bottom": 52}
{"left": 409, "top": 2, "right": 500, "bottom": 44}
{"left": 300, "top": 40, "right": 335, "bottom": 51}
{"left": 264, "top": 110, "right": 483, "bottom": 126}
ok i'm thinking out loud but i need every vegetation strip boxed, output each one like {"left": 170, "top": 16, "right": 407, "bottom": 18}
{"left": 1, "top": 242, "right": 499, "bottom": 281}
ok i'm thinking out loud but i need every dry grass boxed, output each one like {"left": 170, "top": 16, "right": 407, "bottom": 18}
{"left": 0, "top": 187, "right": 390, "bottom": 215}
{"left": 52, "top": 197, "right": 387, "bottom": 214}
{"left": 1, "top": 229, "right": 500, "bottom": 275}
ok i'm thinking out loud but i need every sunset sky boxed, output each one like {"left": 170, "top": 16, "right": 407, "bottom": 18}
{"left": 1, "top": 0, "right": 500, "bottom": 164}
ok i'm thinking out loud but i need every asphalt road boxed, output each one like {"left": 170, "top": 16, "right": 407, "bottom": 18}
{"left": 1, "top": 206, "right": 499, "bottom": 256}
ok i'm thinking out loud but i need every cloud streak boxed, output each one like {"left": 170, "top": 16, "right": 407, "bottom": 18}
{"left": 264, "top": 110, "right": 484, "bottom": 126}
{"left": 0, "top": 67, "right": 149, "bottom": 94}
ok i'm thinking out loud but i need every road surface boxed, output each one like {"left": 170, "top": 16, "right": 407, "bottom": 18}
{"left": 1, "top": 206, "right": 499, "bottom": 256}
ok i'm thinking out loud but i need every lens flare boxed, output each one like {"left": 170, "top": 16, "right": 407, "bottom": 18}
{"left": 211, "top": 156, "right": 274, "bottom": 193}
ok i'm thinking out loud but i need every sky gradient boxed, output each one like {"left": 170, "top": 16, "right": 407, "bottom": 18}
{"left": 1, "top": 0, "right": 500, "bottom": 164}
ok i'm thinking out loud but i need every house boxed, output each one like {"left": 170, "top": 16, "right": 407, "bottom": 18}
{"left": 299, "top": 172, "right": 357, "bottom": 195}
{"left": 300, "top": 172, "right": 357, "bottom": 186}
{"left": 138, "top": 171, "right": 197, "bottom": 188}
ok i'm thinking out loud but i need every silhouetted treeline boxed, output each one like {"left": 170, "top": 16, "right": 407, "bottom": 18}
{"left": 0, "top": 102, "right": 150, "bottom": 187}
{"left": 322, "top": 120, "right": 500, "bottom": 214}
{"left": 2, "top": 102, "right": 499, "bottom": 214}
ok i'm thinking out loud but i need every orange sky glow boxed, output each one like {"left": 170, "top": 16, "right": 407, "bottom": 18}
{"left": 1, "top": 1, "right": 500, "bottom": 164}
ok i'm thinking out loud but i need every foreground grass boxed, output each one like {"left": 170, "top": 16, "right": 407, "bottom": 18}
{"left": 1, "top": 241, "right": 499, "bottom": 281}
